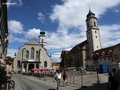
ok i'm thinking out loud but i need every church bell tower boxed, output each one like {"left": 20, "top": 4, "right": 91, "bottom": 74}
{"left": 86, "top": 8, "right": 102, "bottom": 56}
{"left": 39, "top": 28, "right": 46, "bottom": 49}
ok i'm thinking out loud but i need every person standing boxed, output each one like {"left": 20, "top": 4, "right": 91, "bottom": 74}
{"left": 112, "top": 68, "right": 120, "bottom": 90}
{"left": 55, "top": 70, "right": 61, "bottom": 90}
{"left": 107, "top": 72, "right": 115, "bottom": 90}
{"left": 63, "top": 71, "right": 68, "bottom": 87}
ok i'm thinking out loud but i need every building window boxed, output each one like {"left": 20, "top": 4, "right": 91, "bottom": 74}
{"left": 94, "top": 22, "right": 96, "bottom": 26}
{"left": 44, "top": 61, "right": 47, "bottom": 67}
{"left": 17, "top": 60, "right": 21, "bottom": 67}
{"left": 97, "top": 46, "right": 98, "bottom": 48}
{"left": 42, "top": 39, "right": 43, "bottom": 42}
{"left": 36, "top": 51, "right": 39, "bottom": 59}
{"left": 31, "top": 47, "right": 34, "bottom": 59}
{"left": 96, "top": 36, "right": 97, "bottom": 38}
{"left": 104, "top": 58, "right": 106, "bottom": 61}
{"left": 95, "top": 31, "right": 97, "bottom": 33}
{"left": 87, "top": 23, "right": 89, "bottom": 28}
{"left": 108, "top": 57, "right": 111, "bottom": 60}
{"left": 26, "top": 50, "right": 29, "bottom": 58}
{"left": 114, "top": 54, "right": 118, "bottom": 59}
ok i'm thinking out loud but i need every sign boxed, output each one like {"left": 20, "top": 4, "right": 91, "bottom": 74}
{"left": 28, "top": 60, "right": 35, "bottom": 62}
{"left": 92, "top": 54, "right": 99, "bottom": 61}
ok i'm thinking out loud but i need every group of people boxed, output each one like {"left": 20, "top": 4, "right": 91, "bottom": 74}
{"left": 54, "top": 70, "right": 68, "bottom": 88}
{"left": 107, "top": 68, "right": 120, "bottom": 90}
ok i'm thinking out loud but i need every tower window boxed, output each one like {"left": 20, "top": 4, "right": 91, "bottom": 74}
{"left": 97, "top": 46, "right": 98, "bottom": 48}
{"left": 42, "top": 39, "right": 43, "bottom": 42}
{"left": 87, "top": 23, "right": 89, "bottom": 28}
{"left": 96, "top": 36, "right": 97, "bottom": 38}
{"left": 95, "top": 31, "right": 97, "bottom": 33}
{"left": 94, "top": 22, "right": 96, "bottom": 26}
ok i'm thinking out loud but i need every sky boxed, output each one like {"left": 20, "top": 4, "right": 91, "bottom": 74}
{"left": 6, "top": 0, "right": 120, "bottom": 62}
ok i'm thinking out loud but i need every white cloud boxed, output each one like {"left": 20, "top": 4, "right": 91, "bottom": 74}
{"left": 38, "top": 12, "right": 45, "bottom": 23}
{"left": 100, "top": 24, "right": 120, "bottom": 47}
{"left": 8, "top": 20, "right": 24, "bottom": 34}
{"left": 25, "top": 28, "right": 41, "bottom": 39}
{"left": 48, "top": 0, "right": 120, "bottom": 62}
{"left": 7, "top": 0, "right": 23, "bottom": 8}
{"left": 7, "top": 49, "right": 17, "bottom": 58}
{"left": 9, "top": 34, "right": 28, "bottom": 43}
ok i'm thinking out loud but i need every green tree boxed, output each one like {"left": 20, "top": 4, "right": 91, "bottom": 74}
{"left": 7, "top": 56, "right": 14, "bottom": 62}
{"left": 60, "top": 54, "right": 75, "bottom": 68}
{"left": 65, "top": 54, "right": 75, "bottom": 67}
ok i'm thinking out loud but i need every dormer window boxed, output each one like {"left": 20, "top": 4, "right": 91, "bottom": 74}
{"left": 101, "top": 51, "right": 105, "bottom": 56}
{"left": 108, "top": 50, "right": 112, "bottom": 54}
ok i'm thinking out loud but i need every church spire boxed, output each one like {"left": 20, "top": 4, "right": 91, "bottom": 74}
{"left": 39, "top": 26, "right": 46, "bottom": 49}
{"left": 86, "top": 8, "right": 101, "bottom": 57}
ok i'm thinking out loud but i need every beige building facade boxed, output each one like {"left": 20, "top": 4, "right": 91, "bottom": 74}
{"left": 14, "top": 30, "right": 52, "bottom": 73}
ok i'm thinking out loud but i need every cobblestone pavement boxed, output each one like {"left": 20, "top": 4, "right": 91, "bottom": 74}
{"left": 27, "top": 72, "right": 109, "bottom": 90}
{"left": 12, "top": 72, "right": 111, "bottom": 90}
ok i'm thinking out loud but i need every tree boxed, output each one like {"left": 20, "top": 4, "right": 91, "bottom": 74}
{"left": 7, "top": 56, "right": 14, "bottom": 62}
{"left": 65, "top": 54, "right": 75, "bottom": 67}
{"left": 60, "top": 53, "right": 75, "bottom": 68}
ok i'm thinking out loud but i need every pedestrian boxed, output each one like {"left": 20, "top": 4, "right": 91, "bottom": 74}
{"left": 55, "top": 70, "right": 61, "bottom": 90}
{"left": 112, "top": 68, "right": 120, "bottom": 90}
{"left": 107, "top": 72, "right": 115, "bottom": 90}
{"left": 62, "top": 71, "right": 67, "bottom": 87}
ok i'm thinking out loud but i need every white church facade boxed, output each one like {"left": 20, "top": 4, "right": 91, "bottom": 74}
{"left": 14, "top": 30, "right": 52, "bottom": 73}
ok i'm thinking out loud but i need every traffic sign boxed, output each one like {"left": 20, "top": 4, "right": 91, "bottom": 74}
{"left": 92, "top": 54, "right": 99, "bottom": 61}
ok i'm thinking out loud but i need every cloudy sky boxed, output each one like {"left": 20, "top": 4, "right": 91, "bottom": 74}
{"left": 7, "top": 0, "right": 120, "bottom": 62}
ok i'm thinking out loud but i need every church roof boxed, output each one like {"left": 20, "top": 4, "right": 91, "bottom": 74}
{"left": 61, "top": 50, "right": 69, "bottom": 55}
{"left": 69, "top": 40, "right": 87, "bottom": 54}
{"left": 24, "top": 38, "right": 39, "bottom": 45}
{"left": 86, "top": 8, "right": 96, "bottom": 20}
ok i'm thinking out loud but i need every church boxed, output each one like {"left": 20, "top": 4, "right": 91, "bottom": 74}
{"left": 61, "top": 8, "right": 102, "bottom": 68}
{"left": 62, "top": 9, "right": 120, "bottom": 70}
{"left": 13, "top": 29, "right": 52, "bottom": 73}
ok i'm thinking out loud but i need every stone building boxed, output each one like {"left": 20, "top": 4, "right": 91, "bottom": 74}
{"left": 14, "top": 30, "right": 52, "bottom": 73}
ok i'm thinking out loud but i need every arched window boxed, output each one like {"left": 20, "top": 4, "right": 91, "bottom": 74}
{"left": 31, "top": 47, "right": 34, "bottom": 59}
{"left": 44, "top": 61, "right": 47, "bottom": 67}
{"left": 26, "top": 50, "right": 29, "bottom": 58}
{"left": 17, "top": 60, "right": 21, "bottom": 67}
{"left": 94, "top": 22, "right": 96, "bottom": 26}
{"left": 36, "top": 51, "right": 39, "bottom": 59}
{"left": 87, "top": 23, "right": 89, "bottom": 28}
